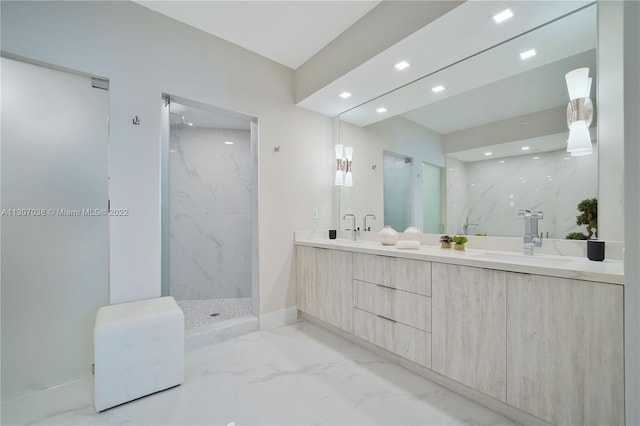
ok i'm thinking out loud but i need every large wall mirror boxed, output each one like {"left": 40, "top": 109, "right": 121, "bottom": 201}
{"left": 338, "top": 3, "right": 598, "bottom": 238}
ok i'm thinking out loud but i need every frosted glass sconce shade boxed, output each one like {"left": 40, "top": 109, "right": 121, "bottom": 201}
{"left": 567, "top": 121, "right": 592, "bottom": 156}
{"left": 345, "top": 146, "right": 353, "bottom": 161}
{"left": 344, "top": 171, "right": 353, "bottom": 187}
{"left": 565, "top": 68, "right": 591, "bottom": 100}
{"left": 334, "top": 145, "right": 353, "bottom": 186}
{"left": 565, "top": 68, "right": 594, "bottom": 156}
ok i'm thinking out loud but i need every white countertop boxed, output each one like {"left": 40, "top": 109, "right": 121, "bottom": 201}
{"left": 295, "top": 232, "right": 624, "bottom": 285}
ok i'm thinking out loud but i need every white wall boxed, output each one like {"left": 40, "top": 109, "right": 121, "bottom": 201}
{"left": 597, "top": 1, "right": 625, "bottom": 242}
{"left": 623, "top": 1, "right": 640, "bottom": 424}
{"left": 0, "top": 1, "right": 334, "bottom": 315}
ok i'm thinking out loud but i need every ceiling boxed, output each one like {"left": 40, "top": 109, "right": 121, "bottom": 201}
{"left": 297, "top": 0, "right": 592, "bottom": 117}
{"left": 134, "top": 0, "right": 380, "bottom": 70}
{"left": 339, "top": 2, "right": 597, "bottom": 138}
{"left": 135, "top": 0, "right": 593, "bottom": 129}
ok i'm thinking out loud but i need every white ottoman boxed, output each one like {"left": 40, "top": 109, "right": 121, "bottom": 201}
{"left": 94, "top": 296, "right": 184, "bottom": 412}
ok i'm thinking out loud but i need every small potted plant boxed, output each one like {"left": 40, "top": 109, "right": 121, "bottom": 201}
{"left": 452, "top": 235, "right": 468, "bottom": 251}
{"left": 440, "top": 235, "right": 453, "bottom": 249}
{"left": 566, "top": 198, "right": 597, "bottom": 240}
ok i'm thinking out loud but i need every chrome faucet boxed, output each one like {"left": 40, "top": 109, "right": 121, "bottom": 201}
{"left": 518, "top": 210, "right": 544, "bottom": 255}
{"left": 343, "top": 213, "right": 357, "bottom": 241}
{"left": 363, "top": 214, "right": 376, "bottom": 231}
{"left": 463, "top": 216, "right": 479, "bottom": 235}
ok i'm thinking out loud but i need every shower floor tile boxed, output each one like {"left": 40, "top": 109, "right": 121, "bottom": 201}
{"left": 176, "top": 298, "right": 252, "bottom": 330}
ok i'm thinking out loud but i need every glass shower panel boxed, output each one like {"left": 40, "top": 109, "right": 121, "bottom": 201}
{"left": 165, "top": 100, "right": 254, "bottom": 331}
{"left": 1, "top": 58, "right": 109, "bottom": 397}
{"left": 383, "top": 151, "right": 412, "bottom": 231}
{"left": 160, "top": 96, "right": 171, "bottom": 297}
{"left": 422, "top": 162, "right": 444, "bottom": 233}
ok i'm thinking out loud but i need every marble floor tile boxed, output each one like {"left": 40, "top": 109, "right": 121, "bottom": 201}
{"left": 1, "top": 320, "right": 516, "bottom": 426}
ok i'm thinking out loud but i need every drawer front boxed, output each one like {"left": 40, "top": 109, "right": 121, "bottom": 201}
{"left": 352, "top": 253, "right": 431, "bottom": 296}
{"left": 353, "top": 280, "right": 431, "bottom": 332}
{"left": 353, "top": 308, "right": 431, "bottom": 368}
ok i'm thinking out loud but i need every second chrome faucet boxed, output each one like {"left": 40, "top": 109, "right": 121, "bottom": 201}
{"left": 343, "top": 213, "right": 377, "bottom": 240}
{"left": 363, "top": 214, "right": 376, "bottom": 232}
{"left": 343, "top": 214, "right": 357, "bottom": 241}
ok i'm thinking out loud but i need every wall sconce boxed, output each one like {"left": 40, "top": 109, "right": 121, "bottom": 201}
{"left": 565, "top": 67, "right": 594, "bottom": 156}
{"left": 334, "top": 144, "right": 353, "bottom": 187}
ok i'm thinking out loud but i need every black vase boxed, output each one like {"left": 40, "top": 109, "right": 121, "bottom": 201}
{"left": 587, "top": 240, "right": 605, "bottom": 261}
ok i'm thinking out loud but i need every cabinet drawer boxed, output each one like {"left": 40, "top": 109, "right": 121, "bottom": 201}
{"left": 353, "top": 280, "right": 431, "bottom": 332}
{"left": 353, "top": 253, "right": 431, "bottom": 296}
{"left": 353, "top": 308, "right": 431, "bottom": 368}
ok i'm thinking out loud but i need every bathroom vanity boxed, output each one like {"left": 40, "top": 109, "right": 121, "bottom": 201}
{"left": 295, "top": 234, "right": 624, "bottom": 425}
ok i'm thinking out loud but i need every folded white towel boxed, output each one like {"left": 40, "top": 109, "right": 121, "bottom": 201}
{"left": 397, "top": 240, "right": 421, "bottom": 250}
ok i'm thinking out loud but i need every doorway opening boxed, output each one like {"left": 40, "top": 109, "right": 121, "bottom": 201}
{"left": 160, "top": 95, "right": 259, "bottom": 344}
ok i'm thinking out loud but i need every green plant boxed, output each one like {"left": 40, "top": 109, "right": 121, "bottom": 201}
{"left": 576, "top": 197, "right": 598, "bottom": 239}
{"left": 452, "top": 235, "right": 468, "bottom": 245}
{"left": 474, "top": 233, "right": 487, "bottom": 236}
{"left": 566, "top": 231, "right": 589, "bottom": 240}
{"left": 440, "top": 234, "right": 453, "bottom": 243}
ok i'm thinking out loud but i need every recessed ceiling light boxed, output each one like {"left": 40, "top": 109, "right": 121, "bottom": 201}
{"left": 395, "top": 60, "right": 410, "bottom": 71}
{"left": 520, "top": 49, "right": 536, "bottom": 60}
{"left": 376, "top": 107, "right": 387, "bottom": 113}
{"left": 563, "top": 157, "right": 571, "bottom": 160}
{"left": 533, "top": 156, "right": 540, "bottom": 160}
{"left": 521, "top": 146, "right": 530, "bottom": 151}
{"left": 224, "top": 141, "right": 234, "bottom": 145}
{"left": 432, "top": 85, "right": 445, "bottom": 93}
{"left": 484, "top": 152, "right": 492, "bottom": 156}
{"left": 499, "top": 160, "right": 505, "bottom": 163}
{"left": 169, "top": 149, "right": 177, "bottom": 153}
{"left": 493, "top": 8, "right": 513, "bottom": 24}
{"left": 339, "top": 92, "right": 352, "bottom": 99}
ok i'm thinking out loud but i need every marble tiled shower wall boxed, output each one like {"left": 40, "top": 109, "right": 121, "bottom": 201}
{"left": 170, "top": 127, "right": 251, "bottom": 299}
{"left": 447, "top": 147, "right": 598, "bottom": 238}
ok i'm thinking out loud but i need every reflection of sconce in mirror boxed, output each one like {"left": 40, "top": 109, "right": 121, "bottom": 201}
{"left": 565, "top": 68, "right": 594, "bottom": 156}
{"left": 334, "top": 144, "right": 353, "bottom": 186}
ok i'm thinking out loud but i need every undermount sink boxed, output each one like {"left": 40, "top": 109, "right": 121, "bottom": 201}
{"left": 475, "top": 251, "right": 573, "bottom": 266}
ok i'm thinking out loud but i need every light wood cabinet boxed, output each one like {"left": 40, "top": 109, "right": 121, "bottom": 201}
{"left": 297, "top": 244, "right": 625, "bottom": 425}
{"left": 353, "top": 280, "right": 430, "bottom": 332}
{"left": 353, "top": 308, "right": 431, "bottom": 368}
{"left": 296, "top": 246, "right": 353, "bottom": 333}
{"left": 351, "top": 253, "right": 432, "bottom": 368}
{"left": 431, "top": 263, "right": 507, "bottom": 402}
{"left": 506, "top": 273, "right": 624, "bottom": 425}
{"left": 353, "top": 253, "right": 431, "bottom": 296}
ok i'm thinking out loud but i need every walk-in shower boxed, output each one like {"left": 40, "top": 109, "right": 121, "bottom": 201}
{"left": 161, "top": 97, "right": 258, "bottom": 344}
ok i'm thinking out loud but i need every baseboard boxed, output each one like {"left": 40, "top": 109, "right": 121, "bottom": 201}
{"left": 259, "top": 305, "right": 298, "bottom": 330}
